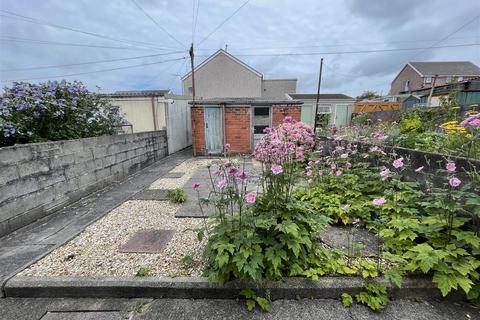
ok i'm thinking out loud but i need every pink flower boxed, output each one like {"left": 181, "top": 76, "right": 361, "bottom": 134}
{"left": 449, "top": 177, "right": 461, "bottom": 187}
{"left": 263, "top": 127, "right": 272, "bottom": 133}
{"left": 284, "top": 116, "right": 293, "bottom": 123}
{"left": 296, "top": 150, "right": 304, "bottom": 160}
{"left": 345, "top": 162, "right": 352, "bottom": 169}
{"left": 352, "top": 218, "right": 360, "bottom": 225}
{"left": 392, "top": 157, "right": 404, "bottom": 169}
{"left": 306, "top": 168, "right": 312, "bottom": 177}
{"left": 340, "top": 153, "right": 348, "bottom": 159}
{"left": 380, "top": 168, "right": 390, "bottom": 180}
{"left": 330, "top": 164, "right": 337, "bottom": 170}
{"left": 245, "top": 191, "right": 257, "bottom": 204}
{"left": 224, "top": 143, "right": 231, "bottom": 150}
{"left": 227, "top": 167, "right": 238, "bottom": 176}
{"left": 446, "top": 162, "right": 456, "bottom": 172}
{"left": 318, "top": 170, "right": 323, "bottom": 176}
{"left": 271, "top": 164, "right": 283, "bottom": 175}
{"left": 372, "top": 197, "right": 386, "bottom": 206}
{"left": 217, "top": 179, "right": 227, "bottom": 189}
{"left": 212, "top": 168, "right": 221, "bottom": 176}
{"left": 192, "top": 183, "right": 200, "bottom": 190}
{"left": 238, "top": 171, "right": 248, "bottom": 181}
{"left": 224, "top": 162, "right": 232, "bottom": 168}
{"left": 415, "top": 166, "right": 424, "bottom": 172}
{"left": 336, "top": 170, "right": 343, "bottom": 176}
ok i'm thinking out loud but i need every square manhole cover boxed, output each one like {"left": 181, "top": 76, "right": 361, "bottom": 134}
{"left": 163, "top": 172, "right": 185, "bottom": 178}
{"left": 130, "top": 189, "right": 173, "bottom": 200}
{"left": 118, "top": 229, "right": 175, "bottom": 253}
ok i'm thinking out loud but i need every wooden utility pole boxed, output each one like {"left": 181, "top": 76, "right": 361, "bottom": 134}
{"left": 314, "top": 58, "right": 324, "bottom": 128}
{"left": 427, "top": 75, "right": 437, "bottom": 107}
{"left": 189, "top": 43, "right": 196, "bottom": 103}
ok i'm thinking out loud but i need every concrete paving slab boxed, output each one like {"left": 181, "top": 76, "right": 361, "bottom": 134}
{"left": 321, "top": 225, "right": 380, "bottom": 257}
{"left": 134, "top": 298, "right": 479, "bottom": 320}
{"left": 129, "top": 189, "right": 173, "bottom": 201}
{"left": 162, "top": 172, "right": 185, "bottom": 178}
{"left": 0, "top": 297, "right": 151, "bottom": 320}
{"left": 0, "top": 149, "right": 192, "bottom": 297}
{"left": 41, "top": 311, "right": 122, "bottom": 320}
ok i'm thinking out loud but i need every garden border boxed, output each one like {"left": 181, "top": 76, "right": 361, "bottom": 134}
{"left": 4, "top": 275, "right": 462, "bottom": 301}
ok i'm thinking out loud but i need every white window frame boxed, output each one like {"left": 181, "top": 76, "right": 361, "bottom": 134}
{"left": 446, "top": 76, "right": 452, "bottom": 83}
{"left": 424, "top": 77, "right": 432, "bottom": 84}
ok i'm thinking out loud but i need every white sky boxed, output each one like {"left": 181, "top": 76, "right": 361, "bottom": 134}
{"left": 0, "top": 0, "right": 479, "bottom": 97}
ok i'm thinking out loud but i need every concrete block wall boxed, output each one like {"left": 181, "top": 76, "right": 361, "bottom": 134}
{"left": 0, "top": 131, "right": 168, "bottom": 237}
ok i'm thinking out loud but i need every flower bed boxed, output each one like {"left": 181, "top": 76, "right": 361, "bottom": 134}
{"left": 325, "top": 106, "right": 480, "bottom": 159}
{"left": 190, "top": 116, "right": 479, "bottom": 312}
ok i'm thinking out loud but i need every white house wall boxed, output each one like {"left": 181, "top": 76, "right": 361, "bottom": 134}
{"left": 111, "top": 97, "right": 167, "bottom": 133}
{"left": 182, "top": 53, "right": 262, "bottom": 98}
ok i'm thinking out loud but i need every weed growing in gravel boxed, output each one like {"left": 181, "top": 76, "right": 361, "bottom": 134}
{"left": 167, "top": 188, "right": 187, "bottom": 203}
{"left": 135, "top": 267, "right": 151, "bottom": 277}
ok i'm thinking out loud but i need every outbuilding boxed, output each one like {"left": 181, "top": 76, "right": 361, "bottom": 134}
{"left": 190, "top": 98, "right": 303, "bottom": 156}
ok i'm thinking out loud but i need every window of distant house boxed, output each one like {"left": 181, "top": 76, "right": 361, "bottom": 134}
{"left": 424, "top": 77, "right": 432, "bottom": 84}
{"left": 458, "top": 76, "right": 464, "bottom": 81}
{"left": 188, "top": 87, "right": 193, "bottom": 94}
{"left": 446, "top": 76, "right": 452, "bottom": 83}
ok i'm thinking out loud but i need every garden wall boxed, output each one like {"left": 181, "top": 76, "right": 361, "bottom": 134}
{"left": 0, "top": 131, "right": 168, "bottom": 237}
{"left": 318, "top": 136, "right": 480, "bottom": 186}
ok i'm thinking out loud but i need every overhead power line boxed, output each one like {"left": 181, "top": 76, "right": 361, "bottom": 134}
{"left": 130, "top": 0, "right": 186, "bottom": 49}
{"left": 197, "top": 0, "right": 250, "bottom": 47}
{"left": 229, "top": 36, "right": 478, "bottom": 51}
{"left": 0, "top": 50, "right": 185, "bottom": 72}
{"left": 197, "top": 43, "right": 478, "bottom": 58}
{"left": 0, "top": 35, "right": 176, "bottom": 51}
{"left": 192, "top": 0, "right": 201, "bottom": 43}
{"left": 0, "top": 10, "right": 164, "bottom": 51}
{"left": 1, "top": 57, "right": 187, "bottom": 82}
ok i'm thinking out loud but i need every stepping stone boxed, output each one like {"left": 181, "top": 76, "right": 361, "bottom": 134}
{"left": 163, "top": 172, "right": 185, "bottom": 178}
{"left": 130, "top": 189, "right": 173, "bottom": 200}
{"left": 118, "top": 229, "right": 175, "bottom": 253}
{"left": 321, "top": 225, "right": 380, "bottom": 257}
{"left": 42, "top": 311, "right": 122, "bottom": 320}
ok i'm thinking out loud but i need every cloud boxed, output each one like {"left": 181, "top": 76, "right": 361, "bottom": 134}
{"left": 1, "top": 0, "right": 479, "bottom": 98}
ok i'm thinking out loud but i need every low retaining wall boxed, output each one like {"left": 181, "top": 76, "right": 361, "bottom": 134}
{"left": 0, "top": 131, "right": 168, "bottom": 237}
{"left": 5, "top": 275, "right": 455, "bottom": 300}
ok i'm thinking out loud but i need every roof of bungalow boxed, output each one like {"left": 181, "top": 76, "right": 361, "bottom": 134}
{"left": 105, "top": 89, "right": 172, "bottom": 98}
{"left": 189, "top": 97, "right": 303, "bottom": 106}
{"left": 287, "top": 93, "right": 354, "bottom": 100}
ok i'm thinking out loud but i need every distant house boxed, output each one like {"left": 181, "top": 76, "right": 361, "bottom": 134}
{"left": 181, "top": 49, "right": 297, "bottom": 98}
{"left": 106, "top": 90, "right": 192, "bottom": 154}
{"left": 410, "top": 77, "right": 480, "bottom": 108}
{"left": 390, "top": 61, "right": 480, "bottom": 95}
{"left": 286, "top": 93, "right": 355, "bottom": 128}
{"left": 190, "top": 98, "right": 302, "bottom": 156}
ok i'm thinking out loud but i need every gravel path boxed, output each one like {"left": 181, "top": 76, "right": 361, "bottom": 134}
{"left": 20, "top": 159, "right": 212, "bottom": 278}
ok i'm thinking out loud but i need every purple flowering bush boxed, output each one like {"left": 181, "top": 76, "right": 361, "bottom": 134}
{"left": 0, "top": 80, "right": 126, "bottom": 147}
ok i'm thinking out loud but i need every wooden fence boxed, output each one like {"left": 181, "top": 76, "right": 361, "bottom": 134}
{"left": 354, "top": 101, "right": 401, "bottom": 113}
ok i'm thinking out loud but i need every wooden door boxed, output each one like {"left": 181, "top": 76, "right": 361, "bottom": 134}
{"left": 204, "top": 107, "right": 223, "bottom": 154}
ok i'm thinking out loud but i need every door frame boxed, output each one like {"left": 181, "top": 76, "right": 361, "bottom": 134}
{"left": 250, "top": 106, "right": 272, "bottom": 151}
{"left": 204, "top": 106, "right": 224, "bottom": 154}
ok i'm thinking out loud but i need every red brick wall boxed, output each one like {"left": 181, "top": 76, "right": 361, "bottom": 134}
{"left": 191, "top": 107, "right": 205, "bottom": 156}
{"left": 272, "top": 105, "right": 301, "bottom": 127}
{"left": 225, "top": 107, "right": 250, "bottom": 153}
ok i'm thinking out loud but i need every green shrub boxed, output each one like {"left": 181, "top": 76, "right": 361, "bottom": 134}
{"left": 167, "top": 188, "right": 187, "bottom": 203}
